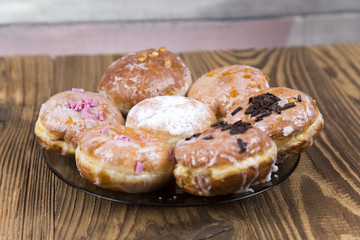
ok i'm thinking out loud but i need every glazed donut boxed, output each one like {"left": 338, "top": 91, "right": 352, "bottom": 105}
{"left": 126, "top": 96, "right": 217, "bottom": 148}
{"left": 98, "top": 47, "right": 192, "bottom": 114}
{"left": 75, "top": 124, "right": 174, "bottom": 193}
{"left": 174, "top": 120, "right": 277, "bottom": 196}
{"left": 226, "top": 87, "right": 324, "bottom": 160}
{"left": 34, "top": 89, "right": 125, "bottom": 156}
{"left": 187, "top": 65, "right": 270, "bottom": 119}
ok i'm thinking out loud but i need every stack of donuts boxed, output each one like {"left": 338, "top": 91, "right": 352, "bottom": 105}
{"left": 35, "top": 47, "right": 323, "bottom": 196}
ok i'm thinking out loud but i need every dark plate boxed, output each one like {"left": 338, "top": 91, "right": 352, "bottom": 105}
{"left": 43, "top": 150, "right": 300, "bottom": 207}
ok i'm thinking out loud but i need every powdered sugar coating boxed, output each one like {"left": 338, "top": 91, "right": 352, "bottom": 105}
{"left": 38, "top": 90, "right": 125, "bottom": 146}
{"left": 126, "top": 96, "right": 217, "bottom": 145}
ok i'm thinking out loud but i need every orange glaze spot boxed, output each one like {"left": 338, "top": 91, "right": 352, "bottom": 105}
{"left": 119, "top": 60, "right": 125, "bottom": 64}
{"left": 160, "top": 47, "right": 167, "bottom": 52}
{"left": 250, "top": 82, "right": 257, "bottom": 88}
{"left": 288, "top": 98, "right": 296, "bottom": 103}
{"left": 207, "top": 70, "right": 215, "bottom": 76}
{"left": 138, "top": 54, "right": 147, "bottom": 62}
{"left": 229, "top": 89, "right": 238, "bottom": 97}
{"left": 257, "top": 83, "right": 262, "bottom": 89}
{"left": 243, "top": 73, "right": 251, "bottom": 78}
{"left": 65, "top": 116, "right": 73, "bottom": 125}
{"left": 221, "top": 69, "right": 236, "bottom": 78}
{"left": 151, "top": 51, "right": 159, "bottom": 57}
{"left": 245, "top": 67, "right": 253, "bottom": 73}
{"left": 165, "top": 60, "right": 172, "bottom": 67}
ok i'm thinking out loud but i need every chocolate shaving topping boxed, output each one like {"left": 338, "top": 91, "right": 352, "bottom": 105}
{"left": 231, "top": 106, "right": 243, "bottom": 116}
{"left": 211, "top": 120, "right": 252, "bottom": 135}
{"left": 202, "top": 136, "right": 213, "bottom": 140}
{"left": 245, "top": 92, "right": 297, "bottom": 122}
{"left": 185, "top": 132, "right": 201, "bottom": 141}
{"left": 237, "top": 138, "right": 247, "bottom": 153}
{"left": 210, "top": 120, "right": 227, "bottom": 128}
{"left": 282, "top": 102, "right": 296, "bottom": 110}
{"left": 297, "top": 95, "right": 302, "bottom": 102}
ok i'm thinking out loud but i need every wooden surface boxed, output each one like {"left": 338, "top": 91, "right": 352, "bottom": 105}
{"left": 1, "top": 43, "right": 360, "bottom": 239}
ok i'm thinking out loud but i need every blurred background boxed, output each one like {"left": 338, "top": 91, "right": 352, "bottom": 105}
{"left": 1, "top": 0, "right": 360, "bottom": 56}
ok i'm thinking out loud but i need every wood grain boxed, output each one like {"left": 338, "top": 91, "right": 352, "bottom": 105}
{"left": 0, "top": 44, "right": 360, "bottom": 239}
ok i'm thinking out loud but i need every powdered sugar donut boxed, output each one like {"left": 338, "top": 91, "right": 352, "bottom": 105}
{"left": 75, "top": 125, "right": 174, "bottom": 193}
{"left": 98, "top": 47, "right": 192, "bottom": 114}
{"left": 226, "top": 87, "right": 324, "bottom": 160}
{"left": 174, "top": 120, "right": 277, "bottom": 196}
{"left": 125, "top": 96, "right": 217, "bottom": 148}
{"left": 187, "top": 65, "right": 270, "bottom": 119}
{"left": 34, "top": 88, "right": 125, "bottom": 156}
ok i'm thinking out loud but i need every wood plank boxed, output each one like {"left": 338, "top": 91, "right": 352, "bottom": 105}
{"left": 1, "top": 44, "right": 359, "bottom": 239}
{"left": 0, "top": 56, "right": 54, "bottom": 239}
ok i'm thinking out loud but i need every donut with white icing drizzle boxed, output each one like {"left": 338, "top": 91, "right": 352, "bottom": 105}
{"left": 126, "top": 96, "right": 217, "bottom": 148}
{"left": 98, "top": 47, "right": 192, "bottom": 114}
{"left": 34, "top": 89, "right": 125, "bottom": 156}
{"left": 226, "top": 87, "right": 324, "bottom": 160}
{"left": 174, "top": 120, "right": 277, "bottom": 196}
{"left": 75, "top": 124, "right": 174, "bottom": 193}
{"left": 187, "top": 65, "right": 270, "bottom": 119}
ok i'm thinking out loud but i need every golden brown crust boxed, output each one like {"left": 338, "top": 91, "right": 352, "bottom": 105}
{"left": 98, "top": 48, "right": 192, "bottom": 114}
{"left": 173, "top": 124, "right": 277, "bottom": 196}
{"left": 187, "top": 65, "right": 270, "bottom": 119}
{"left": 76, "top": 125, "right": 174, "bottom": 193}
{"left": 226, "top": 87, "right": 324, "bottom": 159}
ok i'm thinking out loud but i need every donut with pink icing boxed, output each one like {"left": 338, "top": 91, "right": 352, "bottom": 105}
{"left": 226, "top": 87, "right": 324, "bottom": 160}
{"left": 174, "top": 120, "right": 277, "bottom": 196}
{"left": 125, "top": 96, "right": 217, "bottom": 148}
{"left": 187, "top": 65, "right": 270, "bottom": 119}
{"left": 75, "top": 124, "right": 174, "bottom": 193}
{"left": 34, "top": 88, "right": 125, "bottom": 156}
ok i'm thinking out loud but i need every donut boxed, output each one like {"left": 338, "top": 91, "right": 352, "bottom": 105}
{"left": 173, "top": 120, "right": 277, "bottom": 196}
{"left": 34, "top": 88, "right": 125, "bottom": 156}
{"left": 187, "top": 65, "right": 270, "bottom": 119}
{"left": 75, "top": 125, "right": 174, "bottom": 193}
{"left": 126, "top": 96, "right": 217, "bottom": 148}
{"left": 98, "top": 47, "right": 192, "bottom": 114}
{"left": 226, "top": 87, "right": 324, "bottom": 160}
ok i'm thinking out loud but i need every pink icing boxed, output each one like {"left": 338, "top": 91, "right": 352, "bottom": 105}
{"left": 168, "top": 149, "right": 175, "bottom": 161}
{"left": 114, "top": 135, "right": 131, "bottom": 142}
{"left": 68, "top": 98, "right": 103, "bottom": 120}
{"left": 99, "top": 127, "right": 108, "bottom": 134}
{"left": 96, "top": 111, "right": 104, "bottom": 121}
{"left": 134, "top": 161, "right": 144, "bottom": 174}
{"left": 72, "top": 88, "right": 85, "bottom": 93}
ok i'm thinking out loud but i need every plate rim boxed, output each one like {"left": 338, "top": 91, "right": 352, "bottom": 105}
{"left": 43, "top": 149, "right": 300, "bottom": 207}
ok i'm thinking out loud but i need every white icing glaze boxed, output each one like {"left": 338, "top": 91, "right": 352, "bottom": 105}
{"left": 283, "top": 126, "right": 294, "bottom": 137}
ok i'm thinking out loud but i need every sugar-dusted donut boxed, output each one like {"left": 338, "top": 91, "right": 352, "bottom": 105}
{"left": 125, "top": 96, "right": 217, "bottom": 148}
{"left": 187, "top": 65, "right": 270, "bottom": 119}
{"left": 98, "top": 47, "right": 192, "bottom": 114}
{"left": 34, "top": 89, "right": 125, "bottom": 156}
{"left": 75, "top": 125, "right": 174, "bottom": 193}
{"left": 174, "top": 120, "right": 277, "bottom": 196}
{"left": 226, "top": 87, "right": 324, "bottom": 160}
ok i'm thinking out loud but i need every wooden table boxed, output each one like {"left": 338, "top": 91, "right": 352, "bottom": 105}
{"left": 1, "top": 43, "right": 360, "bottom": 239}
